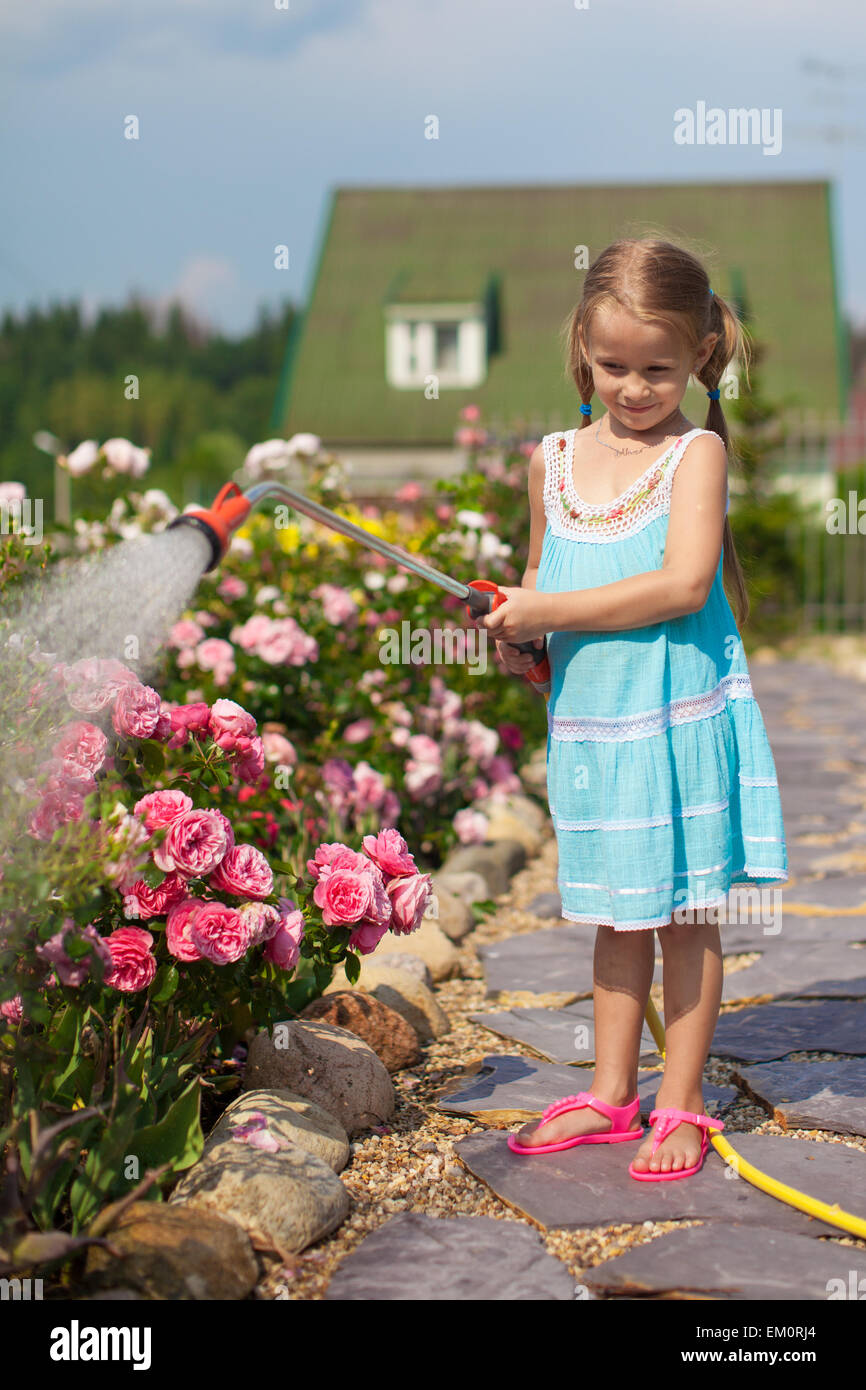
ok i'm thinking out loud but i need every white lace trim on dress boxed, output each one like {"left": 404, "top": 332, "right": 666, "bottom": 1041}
{"left": 549, "top": 672, "right": 755, "bottom": 742}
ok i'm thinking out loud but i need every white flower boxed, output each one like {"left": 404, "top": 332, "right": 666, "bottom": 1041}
{"left": 61, "top": 440, "right": 100, "bottom": 476}
{"left": 386, "top": 574, "right": 409, "bottom": 594}
{"left": 229, "top": 535, "right": 254, "bottom": 559}
{"left": 286, "top": 433, "right": 321, "bottom": 457}
{"left": 456, "top": 508, "right": 487, "bottom": 530}
{"left": 0, "top": 482, "right": 25, "bottom": 503}
{"left": 363, "top": 571, "right": 386, "bottom": 590}
{"left": 479, "top": 531, "right": 512, "bottom": 560}
{"left": 254, "top": 585, "right": 280, "bottom": 604}
{"left": 243, "top": 438, "right": 292, "bottom": 479}
{"left": 101, "top": 437, "right": 151, "bottom": 478}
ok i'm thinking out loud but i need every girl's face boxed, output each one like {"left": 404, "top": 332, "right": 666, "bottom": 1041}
{"left": 580, "top": 304, "right": 717, "bottom": 431}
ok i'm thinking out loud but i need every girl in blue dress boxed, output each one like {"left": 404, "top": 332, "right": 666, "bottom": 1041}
{"left": 480, "top": 238, "right": 787, "bottom": 1180}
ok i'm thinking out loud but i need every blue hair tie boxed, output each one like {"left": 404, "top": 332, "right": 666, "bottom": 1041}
{"left": 709, "top": 288, "right": 714, "bottom": 297}
{"left": 579, "top": 403, "right": 592, "bottom": 416}
{"left": 707, "top": 388, "right": 720, "bottom": 400}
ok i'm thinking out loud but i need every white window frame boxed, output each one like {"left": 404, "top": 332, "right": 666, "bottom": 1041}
{"left": 384, "top": 302, "right": 487, "bottom": 389}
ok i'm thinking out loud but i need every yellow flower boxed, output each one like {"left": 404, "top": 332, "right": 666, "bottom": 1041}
{"left": 277, "top": 523, "right": 301, "bottom": 554}
{"left": 304, "top": 543, "right": 319, "bottom": 559}
{"left": 350, "top": 588, "right": 365, "bottom": 604}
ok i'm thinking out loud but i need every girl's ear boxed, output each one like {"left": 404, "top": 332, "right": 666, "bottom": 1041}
{"left": 694, "top": 331, "right": 719, "bottom": 372}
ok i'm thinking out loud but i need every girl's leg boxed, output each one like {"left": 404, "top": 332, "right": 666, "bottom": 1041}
{"left": 630, "top": 909, "right": 723, "bottom": 1173}
{"left": 514, "top": 923, "right": 654, "bottom": 1147}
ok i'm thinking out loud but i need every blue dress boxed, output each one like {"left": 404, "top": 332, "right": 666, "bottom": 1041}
{"left": 535, "top": 425, "right": 788, "bottom": 932}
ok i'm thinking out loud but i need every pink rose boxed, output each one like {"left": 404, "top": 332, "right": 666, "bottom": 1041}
{"left": 153, "top": 809, "right": 230, "bottom": 877}
{"left": 348, "top": 920, "right": 390, "bottom": 956}
{"left": 261, "top": 731, "right": 297, "bottom": 766}
{"left": 104, "top": 927, "right": 157, "bottom": 992}
{"left": 235, "top": 736, "right": 265, "bottom": 784}
{"left": 238, "top": 900, "right": 282, "bottom": 947}
{"left": 37, "top": 756, "right": 96, "bottom": 797}
{"left": 134, "top": 789, "right": 193, "bottom": 832}
{"left": 362, "top": 828, "right": 418, "bottom": 880}
{"left": 112, "top": 683, "right": 161, "bottom": 738}
{"left": 63, "top": 657, "right": 138, "bottom": 713}
{"left": 209, "top": 698, "right": 257, "bottom": 747}
{"left": 28, "top": 788, "right": 85, "bottom": 840}
{"left": 168, "top": 619, "right": 206, "bottom": 648}
{"left": 262, "top": 900, "right": 305, "bottom": 970}
{"left": 306, "top": 841, "right": 369, "bottom": 882}
{"left": 0, "top": 995, "right": 23, "bottom": 1024}
{"left": 52, "top": 721, "right": 108, "bottom": 775}
{"left": 166, "top": 898, "right": 205, "bottom": 962}
{"left": 209, "top": 843, "right": 273, "bottom": 899}
{"left": 123, "top": 871, "right": 187, "bottom": 921}
{"left": 35, "top": 919, "right": 113, "bottom": 986}
{"left": 313, "top": 861, "right": 391, "bottom": 930}
{"left": 387, "top": 873, "right": 433, "bottom": 935}
{"left": 189, "top": 901, "right": 251, "bottom": 964}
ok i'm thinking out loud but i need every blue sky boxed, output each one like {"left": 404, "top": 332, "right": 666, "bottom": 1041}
{"left": 1, "top": 0, "right": 865, "bottom": 337}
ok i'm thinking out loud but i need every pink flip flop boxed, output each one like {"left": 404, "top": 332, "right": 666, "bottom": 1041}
{"left": 628, "top": 1106, "right": 724, "bottom": 1181}
{"left": 507, "top": 1090, "right": 644, "bottom": 1155}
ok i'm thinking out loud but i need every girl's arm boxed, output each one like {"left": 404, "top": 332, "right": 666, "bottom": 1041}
{"left": 546, "top": 434, "right": 729, "bottom": 634}
{"left": 521, "top": 442, "right": 547, "bottom": 593}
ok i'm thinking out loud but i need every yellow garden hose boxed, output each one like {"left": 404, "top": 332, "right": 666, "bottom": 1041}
{"left": 643, "top": 996, "right": 866, "bottom": 1239}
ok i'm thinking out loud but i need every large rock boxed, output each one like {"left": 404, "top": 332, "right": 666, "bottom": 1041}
{"left": 479, "top": 810, "right": 543, "bottom": 857}
{"left": 326, "top": 962, "right": 451, "bottom": 1041}
{"left": 171, "top": 1141, "right": 349, "bottom": 1257}
{"left": 471, "top": 792, "right": 548, "bottom": 833}
{"left": 427, "top": 882, "right": 476, "bottom": 942}
{"left": 242, "top": 1020, "right": 395, "bottom": 1136}
{"left": 439, "top": 841, "right": 527, "bottom": 897}
{"left": 84, "top": 1200, "right": 258, "bottom": 1300}
{"left": 365, "top": 917, "right": 461, "bottom": 979}
{"left": 373, "top": 951, "right": 433, "bottom": 988}
{"left": 300, "top": 990, "right": 420, "bottom": 1073}
{"left": 207, "top": 1088, "right": 350, "bottom": 1172}
{"left": 432, "top": 870, "right": 490, "bottom": 906}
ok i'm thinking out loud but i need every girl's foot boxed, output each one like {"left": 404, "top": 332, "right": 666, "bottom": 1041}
{"left": 629, "top": 1095, "right": 707, "bottom": 1174}
{"left": 513, "top": 1089, "right": 642, "bottom": 1148}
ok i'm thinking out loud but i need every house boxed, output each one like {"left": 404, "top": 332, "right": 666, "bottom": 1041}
{"left": 275, "top": 180, "right": 848, "bottom": 499}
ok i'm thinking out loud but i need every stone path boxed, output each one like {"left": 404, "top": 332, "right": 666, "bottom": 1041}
{"left": 280, "top": 656, "right": 866, "bottom": 1301}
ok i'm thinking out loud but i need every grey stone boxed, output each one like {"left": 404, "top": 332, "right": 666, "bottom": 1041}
{"left": 471, "top": 792, "right": 548, "bottom": 833}
{"left": 323, "top": 1212, "right": 578, "bottom": 1301}
{"left": 710, "top": 999, "right": 866, "bottom": 1061}
{"left": 454, "top": 1131, "right": 865, "bottom": 1236}
{"left": 373, "top": 952, "right": 433, "bottom": 988}
{"left": 478, "top": 925, "right": 598, "bottom": 998}
{"left": 431, "top": 870, "right": 490, "bottom": 906}
{"left": 468, "top": 1001, "right": 661, "bottom": 1064}
{"left": 433, "top": 1053, "right": 737, "bottom": 1125}
{"left": 586, "top": 1222, "right": 866, "bottom": 1300}
{"left": 426, "top": 883, "right": 475, "bottom": 943}
{"left": 362, "top": 916, "right": 461, "bottom": 980}
{"left": 242, "top": 1020, "right": 395, "bottom": 1137}
{"left": 439, "top": 840, "right": 527, "bottom": 897}
{"left": 720, "top": 912, "right": 864, "bottom": 953}
{"left": 170, "top": 1140, "right": 349, "bottom": 1257}
{"left": 783, "top": 873, "right": 866, "bottom": 910}
{"left": 526, "top": 892, "right": 564, "bottom": 919}
{"left": 207, "top": 1089, "right": 350, "bottom": 1172}
{"left": 723, "top": 939, "right": 866, "bottom": 1002}
{"left": 735, "top": 1058, "right": 866, "bottom": 1136}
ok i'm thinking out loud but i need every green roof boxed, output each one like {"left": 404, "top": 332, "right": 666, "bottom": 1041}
{"left": 280, "top": 180, "right": 845, "bottom": 445}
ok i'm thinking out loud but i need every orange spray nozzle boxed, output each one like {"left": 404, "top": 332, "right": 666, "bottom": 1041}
{"left": 167, "top": 481, "right": 252, "bottom": 571}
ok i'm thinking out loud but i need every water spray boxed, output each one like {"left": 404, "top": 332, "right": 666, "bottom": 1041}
{"left": 167, "top": 479, "right": 551, "bottom": 694}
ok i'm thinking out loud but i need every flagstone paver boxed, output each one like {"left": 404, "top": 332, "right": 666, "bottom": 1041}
{"left": 585, "top": 1222, "right": 866, "bottom": 1300}
{"left": 710, "top": 999, "right": 866, "bottom": 1061}
{"left": 433, "top": 1053, "right": 738, "bottom": 1124}
{"left": 453, "top": 1131, "right": 866, "bottom": 1237}
{"left": 467, "top": 1001, "right": 661, "bottom": 1064}
{"left": 476, "top": 926, "right": 597, "bottom": 998}
{"left": 734, "top": 1058, "right": 866, "bottom": 1136}
{"left": 323, "top": 1211, "right": 579, "bottom": 1300}
{"left": 722, "top": 937, "right": 866, "bottom": 1002}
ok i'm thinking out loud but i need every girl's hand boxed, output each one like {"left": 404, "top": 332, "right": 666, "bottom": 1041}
{"left": 495, "top": 634, "right": 546, "bottom": 678}
{"left": 475, "top": 587, "right": 553, "bottom": 645}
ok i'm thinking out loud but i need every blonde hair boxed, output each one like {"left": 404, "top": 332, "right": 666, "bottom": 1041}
{"left": 561, "top": 237, "right": 752, "bottom": 628}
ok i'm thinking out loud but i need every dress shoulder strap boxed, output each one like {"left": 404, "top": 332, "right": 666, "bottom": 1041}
{"left": 665, "top": 427, "right": 729, "bottom": 514}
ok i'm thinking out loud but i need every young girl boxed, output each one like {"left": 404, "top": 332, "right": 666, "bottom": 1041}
{"left": 480, "top": 238, "right": 787, "bottom": 1180}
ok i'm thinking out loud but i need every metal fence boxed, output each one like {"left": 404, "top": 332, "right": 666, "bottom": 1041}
{"left": 764, "top": 409, "right": 866, "bottom": 635}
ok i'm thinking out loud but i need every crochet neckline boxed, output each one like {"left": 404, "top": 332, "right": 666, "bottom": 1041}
{"left": 566, "top": 426, "right": 701, "bottom": 513}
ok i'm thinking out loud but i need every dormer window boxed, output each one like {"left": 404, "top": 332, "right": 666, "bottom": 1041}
{"left": 384, "top": 302, "right": 487, "bottom": 389}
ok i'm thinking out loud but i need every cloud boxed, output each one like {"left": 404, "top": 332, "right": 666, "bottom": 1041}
{"left": 153, "top": 254, "right": 241, "bottom": 332}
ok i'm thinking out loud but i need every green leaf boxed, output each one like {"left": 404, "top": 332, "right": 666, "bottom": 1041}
{"left": 151, "top": 964, "right": 179, "bottom": 1004}
{"left": 139, "top": 739, "right": 165, "bottom": 776}
{"left": 343, "top": 952, "right": 361, "bottom": 986}
{"left": 129, "top": 1079, "right": 203, "bottom": 1173}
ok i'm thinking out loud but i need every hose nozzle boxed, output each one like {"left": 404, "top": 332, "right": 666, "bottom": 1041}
{"left": 166, "top": 482, "right": 252, "bottom": 571}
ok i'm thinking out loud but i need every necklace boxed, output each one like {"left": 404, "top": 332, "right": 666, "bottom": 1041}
{"left": 593, "top": 417, "right": 684, "bottom": 458}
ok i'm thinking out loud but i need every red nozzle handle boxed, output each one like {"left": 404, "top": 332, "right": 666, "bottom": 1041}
{"left": 465, "top": 579, "right": 551, "bottom": 694}
{"left": 185, "top": 482, "right": 252, "bottom": 562}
